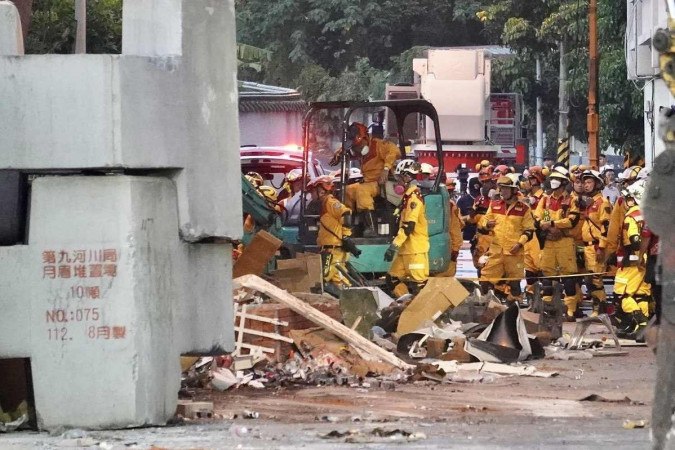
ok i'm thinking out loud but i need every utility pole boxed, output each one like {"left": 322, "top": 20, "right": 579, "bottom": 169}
{"left": 536, "top": 57, "right": 543, "bottom": 165}
{"left": 74, "top": 0, "right": 86, "bottom": 54}
{"left": 587, "top": 0, "right": 599, "bottom": 168}
{"left": 557, "top": 40, "right": 570, "bottom": 167}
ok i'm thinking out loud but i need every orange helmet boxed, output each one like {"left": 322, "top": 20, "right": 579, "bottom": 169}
{"left": 492, "top": 164, "right": 511, "bottom": 180}
{"left": 307, "top": 175, "right": 334, "bottom": 191}
{"left": 527, "top": 166, "right": 545, "bottom": 184}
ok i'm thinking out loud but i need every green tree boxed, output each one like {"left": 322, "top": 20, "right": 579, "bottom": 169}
{"left": 479, "top": 0, "right": 643, "bottom": 155}
{"left": 236, "top": 0, "right": 486, "bottom": 100}
{"left": 25, "top": 0, "right": 122, "bottom": 54}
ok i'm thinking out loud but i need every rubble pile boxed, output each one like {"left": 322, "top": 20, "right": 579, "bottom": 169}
{"left": 182, "top": 272, "right": 630, "bottom": 398}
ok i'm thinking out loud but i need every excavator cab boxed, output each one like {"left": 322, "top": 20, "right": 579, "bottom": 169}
{"left": 299, "top": 100, "right": 451, "bottom": 278}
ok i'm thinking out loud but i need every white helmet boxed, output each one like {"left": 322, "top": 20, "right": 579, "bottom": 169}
{"left": 394, "top": 159, "right": 420, "bottom": 176}
{"left": 636, "top": 167, "right": 651, "bottom": 180}
{"left": 286, "top": 168, "right": 304, "bottom": 182}
{"left": 625, "top": 179, "right": 646, "bottom": 202}
{"left": 420, "top": 162, "right": 434, "bottom": 175}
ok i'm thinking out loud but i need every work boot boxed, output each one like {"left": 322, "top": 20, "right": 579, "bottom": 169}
{"left": 563, "top": 296, "right": 577, "bottom": 322}
{"left": 591, "top": 299, "right": 601, "bottom": 317}
{"left": 362, "top": 211, "right": 377, "bottom": 238}
{"left": 616, "top": 311, "right": 648, "bottom": 342}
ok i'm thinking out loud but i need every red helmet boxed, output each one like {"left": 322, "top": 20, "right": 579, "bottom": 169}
{"left": 492, "top": 164, "right": 511, "bottom": 181}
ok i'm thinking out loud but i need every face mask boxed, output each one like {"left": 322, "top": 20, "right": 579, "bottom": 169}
{"left": 394, "top": 185, "right": 405, "bottom": 195}
{"left": 351, "top": 145, "right": 369, "bottom": 157}
{"left": 550, "top": 179, "right": 562, "bottom": 189}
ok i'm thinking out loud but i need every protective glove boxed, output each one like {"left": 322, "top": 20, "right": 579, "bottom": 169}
{"left": 341, "top": 237, "right": 362, "bottom": 257}
{"left": 509, "top": 242, "right": 523, "bottom": 255}
{"left": 329, "top": 147, "right": 344, "bottom": 167}
{"left": 384, "top": 244, "right": 399, "bottom": 262}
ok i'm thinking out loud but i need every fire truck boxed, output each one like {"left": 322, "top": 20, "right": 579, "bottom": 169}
{"left": 385, "top": 48, "right": 528, "bottom": 172}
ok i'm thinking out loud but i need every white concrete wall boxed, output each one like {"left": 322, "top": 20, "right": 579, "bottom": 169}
{"left": 239, "top": 111, "right": 304, "bottom": 146}
{"left": 122, "top": 0, "right": 182, "bottom": 56}
{"left": 626, "top": 0, "right": 671, "bottom": 166}
{"left": 0, "top": 1, "right": 23, "bottom": 55}
{"left": 0, "top": 0, "right": 242, "bottom": 242}
{"left": 7, "top": 175, "right": 234, "bottom": 429}
{"left": 644, "top": 78, "right": 674, "bottom": 167}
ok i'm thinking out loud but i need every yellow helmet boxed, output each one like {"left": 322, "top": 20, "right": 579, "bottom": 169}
{"left": 245, "top": 171, "right": 264, "bottom": 187}
{"left": 257, "top": 185, "right": 278, "bottom": 202}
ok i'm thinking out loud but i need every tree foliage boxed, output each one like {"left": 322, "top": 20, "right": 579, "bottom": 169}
{"left": 236, "top": 0, "right": 486, "bottom": 101}
{"left": 25, "top": 0, "right": 122, "bottom": 54}
{"left": 479, "top": 0, "right": 643, "bottom": 155}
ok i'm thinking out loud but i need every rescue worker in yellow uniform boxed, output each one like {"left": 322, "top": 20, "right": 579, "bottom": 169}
{"left": 605, "top": 166, "right": 642, "bottom": 265}
{"left": 477, "top": 174, "right": 535, "bottom": 302}
{"left": 580, "top": 170, "right": 613, "bottom": 316}
{"left": 384, "top": 160, "right": 429, "bottom": 297}
{"left": 614, "top": 180, "right": 651, "bottom": 340}
{"left": 523, "top": 165, "right": 546, "bottom": 299}
{"left": 569, "top": 170, "right": 587, "bottom": 316}
{"left": 331, "top": 122, "right": 399, "bottom": 237}
{"left": 307, "top": 175, "right": 361, "bottom": 294}
{"left": 468, "top": 165, "right": 495, "bottom": 273}
{"left": 534, "top": 171, "right": 581, "bottom": 320}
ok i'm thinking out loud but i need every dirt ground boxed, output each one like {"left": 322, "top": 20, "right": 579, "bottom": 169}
{"left": 0, "top": 324, "right": 657, "bottom": 449}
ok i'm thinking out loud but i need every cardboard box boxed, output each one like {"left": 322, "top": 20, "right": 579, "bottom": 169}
{"left": 233, "top": 230, "right": 282, "bottom": 278}
{"left": 273, "top": 252, "right": 323, "bottom": 293}
{"left": 396, "top": 277, "right": 469, "bottom": 334}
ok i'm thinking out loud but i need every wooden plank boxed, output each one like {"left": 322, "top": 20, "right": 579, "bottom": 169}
{"left": 233, "top": 303, "right": 246, "bottom": 357}
{"left": 234, "top": 326, "right": 294, "bottom": 343}
{"left": 233, "top": 275, "right": 413, "bottom": 370}
{"left": 239, "top": 342, "right": 275, "bottom": 354}
{"left": 236, "top": 311, "right": 289, "bottom": 327}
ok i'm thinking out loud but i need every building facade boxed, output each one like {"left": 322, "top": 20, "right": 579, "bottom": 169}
{"left": 626, "top": 0, "right": 672, "bottom": 167}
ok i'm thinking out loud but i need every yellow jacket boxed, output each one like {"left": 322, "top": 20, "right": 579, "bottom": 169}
{"left": 529, "top": 187, "right": 545, "bottom": 209}
{"left": 393, "top": 185, "right": 429, "bottom": 254}
{"left": 581, "top": 192, "right": 612, "bottom": 247}
{"left": 361, "top": 138, "right": 399, "bottom": 183}
{"left": 622, "top": 205, "right": 645, "bottom": 266}
{"left": 478, "top": 197, "right": 534, "bottom": 254}
{"left": 449, "top": 200, "right": 463, "bottom": 253}
{"left": 568, "top": 192, "right": 584, "bottom": 243}
{"left": 605, "top": 196, "right": 627, "bottom": 254}
{"left": 317, "top": 194, "right": 352, "bottom": 247}
{"left": 534, "top": 191, "right": 580, "bottom": 237}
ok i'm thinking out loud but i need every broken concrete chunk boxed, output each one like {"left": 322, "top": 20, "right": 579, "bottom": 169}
{"left": 396, "top": 277, "right": 469, "bottom": 335}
